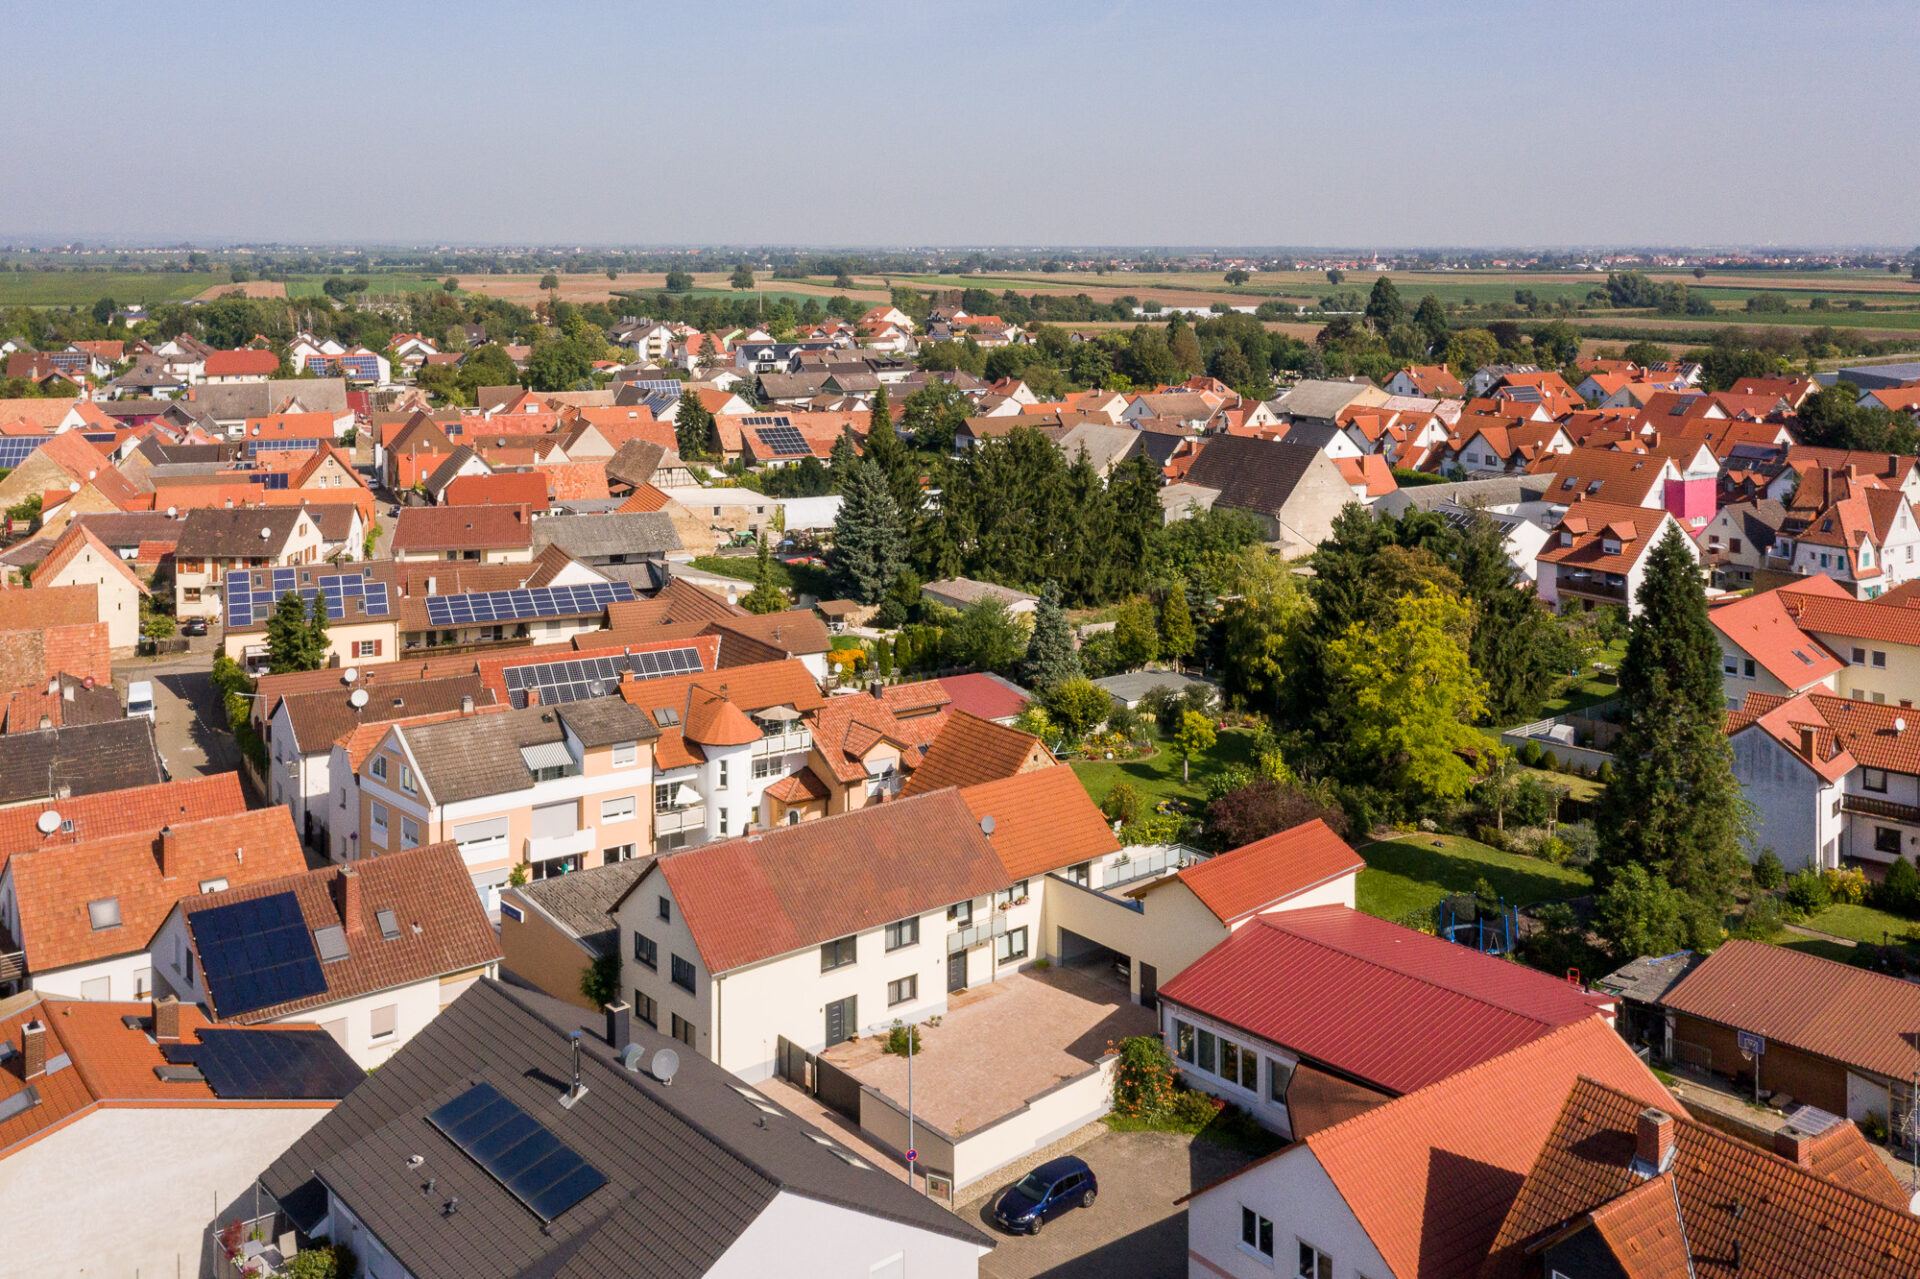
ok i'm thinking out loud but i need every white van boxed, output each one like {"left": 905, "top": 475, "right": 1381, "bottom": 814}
{"left": 127, "top": 681, "right": 156, "bottom": 722}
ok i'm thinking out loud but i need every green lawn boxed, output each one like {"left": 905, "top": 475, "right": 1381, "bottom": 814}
{"left": 1355, "top": 834, "right": 1591, "bottom": 923}
{"left": 1776, "top": 936, "right": 1863, "bottom": 965}
{"left": 1798, "top": 902, "right": 1913, "bottom": 946}
{"left": 1540, "top": 641, "right": 1626, "bottom": 718}
{"left": 0, "top": 270, "right": 228, "bottom": 307}
{"left": 688, "top": 553, "right": 833, "bottom": 599}
{"left": 1069, "top": 728, "right": 1258, "bottom": 810}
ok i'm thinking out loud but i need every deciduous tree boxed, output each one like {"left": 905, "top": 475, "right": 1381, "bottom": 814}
{"left": 1173, "top": 710, "right": 1216, "bottom": 783}
{"left": 1112, "top": 595, "right": 1160, "bottom": 670}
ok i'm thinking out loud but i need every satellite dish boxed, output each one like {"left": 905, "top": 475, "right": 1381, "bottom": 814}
{"left": 349, "top": 689, "right": 369, "bottom": 708}
{"left": 342, "top": 667, "right": 359, "bottom": 684}
{"left": 260, "top": 526, "right": 272, "bottom": 539}
{"left": 36, "top": 810, "right": 60, "bottom": 835}
{"left": 1899, "top": 718, "right": 1909, "bottom": 734}
{"left": 620, "top": 1042, "right": 646, "bottom": 1073}
{"left": 650, "top": 1048, "right": 680, "bottom": 1085}
{"left": 166, "top": 506, "right": 177, "bottom": 518}
{"left": 980, "top": 814, "right": 995, "bottom": 836}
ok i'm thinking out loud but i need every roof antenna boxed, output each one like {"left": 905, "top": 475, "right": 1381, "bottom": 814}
{"left": 560, "top": 1030, "right": 589, "bottom": 1109}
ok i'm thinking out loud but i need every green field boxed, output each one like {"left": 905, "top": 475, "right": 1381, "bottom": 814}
{"left": 0, "top": 270, "right": 229, "bottom": 307}
{"left": 1354, "top": 833, "right": 1591, "bottom": 923}
{"left": 688, "top": 553, "right": 832, "bottom": 599}
{"left": 1069, "top": 727, "right": 1259, "bottom": 810}
{"left": 284, "top": 275, "right": 446, "bottom": 299}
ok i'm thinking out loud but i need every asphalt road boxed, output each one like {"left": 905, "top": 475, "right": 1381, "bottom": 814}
{"left": 114, "top": 647, "right": 243, "bottom": 783}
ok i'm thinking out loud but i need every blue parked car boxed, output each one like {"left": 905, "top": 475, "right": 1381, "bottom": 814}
{"left": 991, "top": 1155, "right": 1098, "bottom": 1235}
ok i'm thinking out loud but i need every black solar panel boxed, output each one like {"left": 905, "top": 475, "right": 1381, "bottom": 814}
{"left": 0, "top": 438, "right": 45, "bottom": 468}
{"left": 423, "top": 581, "right": 636, "bottom": 629}
{"left": 246, "top": 437, "right": 326, "bottom": 455}
{"left": 739, "top": 414, "right": 791, "bottom": 427}
{"left": 427, "top": 1082, "right": 607, "bottom": 1221}
{"left": 224, "top": 570, "right": 389, "bottom": 628}
{"left": 192, "top": 891, "right": 327, "bottom": 1018}
{"left": 167, "top": 1028, "right": 364, "bottom": 1099}
{"left": 753, "top": 424, "right": 809, "bottom": 457}
{"left": 500, "top": 646, "right": 702, "bottom": 708}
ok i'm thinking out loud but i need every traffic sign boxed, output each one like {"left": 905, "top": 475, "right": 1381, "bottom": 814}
{"left": 906, "top": 1149, "right": 917, "bottom": 1162}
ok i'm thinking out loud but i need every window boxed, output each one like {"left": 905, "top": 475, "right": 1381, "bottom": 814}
{"left": 1876, "top": 826, "right": 1903, "bottom": 855}
{"left": 1854, "top": 647, "right": 1868, "bottom": 664}
{"left": 83, "top": 894, "right": 121, "bottom": 931}
{"left": 716, "top": 807, "right": 728, "bottom": 835}
{"left": 603, "top": 843, "right": 636, "bottom": 863}
{"left": 995, "top": 925, "right": 1029, "bottom": 964}
{"left": 199, "top": 877, "right": 228, "bottom": 893}
{"left": 353, "top": 640, "right": 381, "bottom": 659}
{"left": 370, "top": 1004, "right": 397, "bottom": 1041}
{"left": 370, "top": 802, "right": 388, "bottom": 847}
{"left": 995, "top": 880, "right": 1030, "bottom": 908}
{"left": 1723, "top": 654, "right": 1739, "bottom": 676}
{"left": 1875, "top": 651, "right": 1888, "bottom": 668}
{"left": 1743, "top": 658, "right": 1756, "bottom": 678}
{"left": 671, "top": 954, "right": 696, "bottom": 992}
{"left": 370, "top": 755, "right": 388, "bottom": 781}
{"left": 820, "top": 935, "right": 858, "bottom": 972}
{"left": 601, "top": 794, "right": 637, "bottom": 823}
{"left": 1197, "top": 1029, "right": 1216, "bottom": 1074}
{"left": 1240, "top": 1207, "right": 1274, "bottom": 1260}
{"left": 1730, "top": 537, "right": 1743, "bottom": 554}
{"left": 884, "top": 917, "right": 919, "bottom": 951}
{"left": 1297, "top": 1242, "right": 1332, "bottom": 1279}
{"left": 888, "top": 975, "right": 918, "bottom": 1006}
{"left": 633, "top": 989, "right": 657, "bottom": 1027}
{"left": 1268, "top": 1057, "right": 1294, "bottom": 1104}
{"left": 133, "top": 967, "right": 150, "bottom": 998}
{"left": 530, "top": 853, "right": 581, "bottom": 880}
{"left": 633, "top": 932, "right": 657, "bottom": 969}
{"left": 659, "top": 896, "right": 672, "bottom": 922}
{"left": 671, "top": 1013, "right": 695, "bottom": 1046}
{"left": 401, "top": 816, "right": 419, "bottom": 849}
{"left": 752, "top": 754, "right": 783, "bottom": 780}
{"left": 611, "top": 741, "right": 637, "bottom": 767}
{"left": 948, "top": 899, "right": 973, "bottom": 927}
{"left": 1066, "top": 862, "right": 1091, "bottom": 886}
{"left": 717, "top": 759, "right": 729, "bottom": 788}
{"left": 1865, "top": 768, "right": 1890, "bottom": 793}
{"left": 654, "top": 783, "right": 678, "bottom": 813}
{"left": 1174, "top": 1019, "right": 1196, "bottom": 1064}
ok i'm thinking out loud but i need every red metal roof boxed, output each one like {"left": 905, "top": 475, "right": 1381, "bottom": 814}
{"left": 935, "top": 672, "right": 1030, "bottom": 723}
{"left": 1157, "top": 905, "right": 1612, "bottom": 1095}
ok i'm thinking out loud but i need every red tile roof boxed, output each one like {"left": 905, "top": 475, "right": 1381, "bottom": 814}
{"left": 901, "top": 711, "right": 1051, "bottom": 796}
{"left": 441, "top": 471, "right": 552, "bottom": 512}
{"left": 639, "top": 789, "right": 1012, "bottom": 973}
{"left": 1537, "top": 500, "right": 1678, "bottom": 575}
{"left": 808, "top": 684, "right": 950, "bottom": 784}
{"left": 1707, "top": 590, "right": 1845, "bottom": 689}
{"left": 1728, "top": 689, "right": 1920, "bottom": 779}
{"left": 390, "top": 503, "right": 532, "bottom": 553}
{"left": 204, "top": 349, "right": 280, "bottom": 378}
{"left": 0, "top": 583, "right": 99, "bottom": 631}
{"left": 1167, "top": 819, "right": 1364, "bottom": 923}
{"left": 957, "top": 766, "right": 1118, "bottom": 880}
{"left": 1158, "top": 906, "right": 1613, "bottom": 1095}
{"left": 1659, "top": 938, "right": 1920, "bottom": 1081}
{"left": 934, "top": 672, "right": 1031, "bottom": 723}
{"left": 0, "top": 773, "right": 246, "bottom": 874}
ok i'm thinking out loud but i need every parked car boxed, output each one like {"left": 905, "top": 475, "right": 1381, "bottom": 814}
{"left": 181, "top": 616, "right": 207, "bottom": 637}
{"left": 126, "top": 681, "right": 156, "bottom": 722}
{"left": 991, "top": 1155, "right": 1097, "bottom": 1235}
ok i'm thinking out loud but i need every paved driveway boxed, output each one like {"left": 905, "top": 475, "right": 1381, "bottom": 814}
{"left": 116, "top": 653, "right": 241, "bottom": 782}
{"left": 963, "top": 1130, "right": 1258, "bottom": 1279}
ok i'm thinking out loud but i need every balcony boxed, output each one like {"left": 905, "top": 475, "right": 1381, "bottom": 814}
{"left": 1556, "top": 571, "right": 1627, "bottom": 602}
{"left": 948, "top": 913, "right": 1008, "bottom": 954}
{"left": 653, "top": 804, "right": 707, "bottom": 836}
{"left": 524, "top": 827, "right": 594, "bottom": 862}
{"left": 752, "top": 726, "right": 811, "bottom": 758}
{"left": 1842, "top": 793, "right": 1920, "bottom": 825}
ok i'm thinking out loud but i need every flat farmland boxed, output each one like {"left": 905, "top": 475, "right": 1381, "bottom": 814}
{"left": 0, "top": 270, "right": 230, "bottom": 307}
{"left": 457, "top": 272, "right": 891, "bottom": 306}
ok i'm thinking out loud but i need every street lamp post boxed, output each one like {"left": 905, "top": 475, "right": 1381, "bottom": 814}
{"left": 870, "top": 1017, "right": 916, "bottom": 1191}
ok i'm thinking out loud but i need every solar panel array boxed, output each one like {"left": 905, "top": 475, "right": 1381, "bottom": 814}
{"left": 423, "top": 581, "right": 635, "bottom": 629}
{"left": 80, "top": 431, "right": 118, "bottom": 445}
{"left": 753, "top": 424, "right": 810, "bottom": 457}
{"left": 246, "top": 437, "right": 326, "bottom": 455}
{"left": 0, "top": 438, "right": 45, "bottom": 468}
{"left": 192, "top": 892, "right": 328, "bottom": 1019}
{"left": 246, "top": 472, "right": 290, "bottom": 490}
{"left": 167, "top": 1028, "right": 364, "bottom": 1099}
{"left": 224, "top": 569, "right": 392, "bottom": 628}
{"left": 428, "top": 1082, "right": 608, "bottom": 1222}
{"left": 739, "top": 414, "right": 793, "bottom": 427}
{"left": 502, "top": 646, "right": 702, "bottom": 708}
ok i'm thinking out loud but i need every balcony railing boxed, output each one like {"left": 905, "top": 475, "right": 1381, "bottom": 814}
{"left": 654, "top": 804, "right": 707, "bottom": 836}
{"left": 524, "top": 828, "right": 594, "bottom": 862}
{"left": 1557, "top": 572, "right": 1628, "bottom": 602}
{"left": 753, "top": 728, "right": 811, "bottom": 758}
{"left": 1841, "top": 793, "right": 1920, "bottom": 825}
{"left": 948, "top": 914, "right": 1008, "bottom": 954}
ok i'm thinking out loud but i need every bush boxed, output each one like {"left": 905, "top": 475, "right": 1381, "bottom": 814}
{"left": 1752, "top": 849, "right": 1786, "bottom": 891}
{"left": 1879, "top": 856, "right": 1920, "bottom": 917}
{"left": 1107, "top": 704, "right": 1144, "bottom": 742}
{"left": 1595, "top": 761, "right": 1615, "bottom": 785}
{"left": 1102, "top": 782, "right": 1145, "bottom": 829}
{"left": 1734, "top": 893, "right": 1784, "bottom": 941}
{"left": 1822, "top": 866, "right": 1868, "bottom": 906}
{"left": 1516, "top": 740, "right": 1544, "bottom": 768}
{"left": 580, "top": 951, "right": 620, "bottom": 1010}
{"left": 1475, "top": 824, "right": 1509, "bottom": 851}
{"left": 883, "top": 1020, "right": 921, "bottom": 1056}
{"left": 1784, "top": 869, "right": 1831, "bottom": 914}
{"left": 1559, "top": 821, "right": 1599, "bottom": 865}
{"left": 1138, "top": 684, "right": 1180, "bottom": 731}
{"left": 1168, "top": 1085, "right": 1224, "bottom": 1128}
{"left": 1540, "top": 750, "right": 1560, "bottom": 771}
{"left": 1112, "top": 1035, "right": 1176, "bottom": 1118}
{"left": 286, "top": 1246, "right": 358, "bottom": 1279}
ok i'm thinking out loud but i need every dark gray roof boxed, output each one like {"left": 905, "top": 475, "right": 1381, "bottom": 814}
{"left": 1718, "top": 498, "right": 1789, "bottom": 550}
{"left": 279, "top": 676, "right": 493, "bottom": 754}
{"left": 190, "top": 378, "right": 348, "bottom": 422}
{"left": 1181, "top": 435, "right": 1330, "bottom": 517}
{"left": 531, "top": 513, "right": 682, "bottom": 561}
{"left": 424, "top": 446, "right": 479, "bottom": 496}
{"left": 1593, "top": 950, "right": 1703, "bottom": 1004}
{"left": 0, "top": 718, "right": 164, "bottom": 804}
{"left": 400, "top": 705, "right": 566, "bottom": 804}
{"left": 1376, "top": 473, "right": 1560, "bottom": 516}
{"left": 556, "top": 697, "right": 660, "bottom": 749}
{"left": 1838, "top": 362, "right": 1920, "bottom": 392}
{"left": 507, "top": 859, "right": 652, "bottom": 955}
{"left": 258, "top": 980, "right": 991, "bottom": 1277}
{"left": 173, "top": 507, "right": 306, "bottom": 558}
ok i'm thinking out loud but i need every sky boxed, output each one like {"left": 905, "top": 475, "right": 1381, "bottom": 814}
{"left": 5, "top": 0, "right": 1917, "bottom": 249}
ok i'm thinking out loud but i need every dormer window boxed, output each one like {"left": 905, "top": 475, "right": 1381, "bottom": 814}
{"left": 1559, "top": 532, "right": 1573, "bottom": 547}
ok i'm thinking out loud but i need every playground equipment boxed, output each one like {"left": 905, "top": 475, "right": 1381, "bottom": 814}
{"left": 1435, "top": 891, "right": 1520, "bottom": 955}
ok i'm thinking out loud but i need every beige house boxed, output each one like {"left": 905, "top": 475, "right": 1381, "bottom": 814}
{"left": 172, "top": 506, "right": 327, "bottom": 621}
{"left": 1177, "top": 434, "right": 1357, "bottom": 556}
{"left": 30, "top": 523, "right": 148, "bottom": 650}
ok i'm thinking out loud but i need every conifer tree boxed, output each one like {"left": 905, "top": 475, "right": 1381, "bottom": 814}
{"left": 1021, "top": 582, "right": 1080, "bottom": 690}
{"left": 830, "top": 461, "right": 906, "bottom": 604}
{"left": 674, "top": 390, "right": 714, "bottom": 460}
{"left": 740, "top": 536, "right": 787, "bottom": 614}
{"left": 1160, "top": 584, "right": 1197, "bottom": 665}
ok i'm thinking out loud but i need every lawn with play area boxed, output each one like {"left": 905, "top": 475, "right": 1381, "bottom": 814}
{"left": 1069, "top": 728, "right": 1258, "bottom": 811}
{"left": 1355, "top": 833, "right": 1591, "bottom": 924}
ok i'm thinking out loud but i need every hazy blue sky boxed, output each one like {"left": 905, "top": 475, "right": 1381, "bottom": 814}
{"left": 6, "top": 0, "right": 1916, "bottom": 247}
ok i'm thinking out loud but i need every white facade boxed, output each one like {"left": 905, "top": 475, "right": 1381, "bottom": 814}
{"left": 1186, "top": 1144, "right": 1394, "bottom": 1279}
{"left": 1729, "top": 727, "right": 1846, "bottom": 874}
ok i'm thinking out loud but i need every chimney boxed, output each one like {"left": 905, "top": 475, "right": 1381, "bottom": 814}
{"left": 868, "top": 680, "right": 884, "bottom": 700}
{"left": 20, "top": 1020, "right": 47, "bottom": 1079}
{"left": 45, "top": 677, "right": 57, "bottom": 696}
{"left": 337, "top": 866, "right": 363, "bottom": 934}
{"left": 158, "top": 825, "right": 179, "bottom": 876}
{"left": 605, "top": 1001, "right": 631, "bottom": 1052}
{"left": 154, "top": 995, "right": 180, "bottom": 1043}
{"left": 460, "top": 695, "right": 474, "bottom": 715}
{"left": 37, "top": 714, "right": 50, "bottom": 730}
{"left": 525, "top": 687, "right": 539, "bottom": 707}
{"left": 1773, "top": 1124, "right": 1816, "bottom": 1167}
{"left": 1799, "top": 726, "right": 1817, "bottom": 759}
{"left": 1635, "top": 1107, "right": 1675, "bottom": 1173}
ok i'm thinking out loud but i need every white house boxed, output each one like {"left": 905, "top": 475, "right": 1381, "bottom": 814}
{"left": 1534, "top": 501, "right": 1695, "bottom": 615}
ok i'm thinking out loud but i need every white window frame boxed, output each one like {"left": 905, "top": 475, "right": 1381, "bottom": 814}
{"left": 370, "top": 802, "right": 389, "bottom": 848}
{"left": 601, "top": 794, "right": 637, "bottom": 823}
{"left": 370, "top": 754, "right": 388, "bottom": 781}
{"left": 401, "top": 816, "right": 420, "bottom": 849}
{"left": 1240, "top": 1206, "right": 1274, "bottom": 1261}
{"left": 611, "top": 741, "right": 638, "bottom": 767}
{"left": 370, "top": 1004, "right": 398, "bottom": 1042}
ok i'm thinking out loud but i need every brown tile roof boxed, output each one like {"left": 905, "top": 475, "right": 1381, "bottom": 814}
{"left": 603, "top": 577, "right": 745, "bottom": 641}
{"left": 441, "top": 471, "right": 551, "bottom": 512}
{"left": 683, "top": 688, "right": 762, "bottom": 747}
{"left": 705, "top": 608, "right": 831, "bottom": 657}
{"left": 0, "top": 772, "right": 246, "bottom": 874}
{"left": 957, "top": 766, "right": 1118, "bottom": 880}
{"left": 1707, "top": 589, "right": 1845, "bottom": 689}
{"left": 1659, "top": 938, "right": 1920, "bottom": 1081}
{"left": 1537, "top": 500, "right": 1676, "bottom": 575}
{"left": 277, "top": 675, "right": 494, "bottom": 755}
{"left": 182, "top": 842, "right": 501, "bottom": 1022}
{"left": 6, "top": 809, "right": 308, "bottom": 972}
{"left": 0, "top": 716, "right": 161, "bottom": 804}
{"left": 1170, "top": 818, "right": 1365, "bottom": 923}
{"left": 618, "top": 658, "right": 825, "bottom": 731}
{"left": 807, "top": 684, "right": 950, "bottom": 784}
{"left": 761, "top": 766, "right": 829, "bottom": 804}
{"left": 1481, "top": 1077, "right": 1920, "bottom": 1279}
{"left": 640, "top": 789, "right": 1012, "bottom": 973}
{"left": 390, "top": 503, "right": 532, "bottom": 553}
{"left": 902, "top": 711, "right": 1052, "bottom": 795}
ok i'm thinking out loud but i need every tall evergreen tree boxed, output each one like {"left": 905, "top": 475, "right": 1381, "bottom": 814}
{"left": 1021, "top": 581, "right": 1080, "bottom": 690}
{"left": 1365, "top": 275, "right": 1406, "bottom": 334}
{"left": 740, "top": 536, "right": 787, "bottom": 614}
{"left": 1414, "top": 293, "right": 1449, "bottom": 352}
{"left": 674, "top": 390, "right": 715, "bottom": 460}
{"left": 830, "top": 461, "right": 906, "bottom": 604}
{"left": 1160, "top": 584, "right": 1197, "bottom": 666}
{"left": 266, "top": 592, "right": 321, "bottom": 674}
{"left": 1596, "top": 526, "right": 1749, "bottom": 946}
{"left": 1165, "top": 316, "right": 1204, "bottom": 379}
{"left": 306, "top": 592, "right": 331, "bottom": 666}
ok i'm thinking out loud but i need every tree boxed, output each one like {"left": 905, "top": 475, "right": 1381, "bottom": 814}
{"left": 1595, "top": 863, "right": 1690, "bottom": 956}
{"left": 829, "top": 461, "right": 906, "bottom": 604}
{"left": 1596, "top": 525, "right": 1749, "bottom": 946}
{"left": 1621, "top": 340, "right": 1671, "bottom": 367}
{"left": 605, "top": 267, "right": 619, "bottom": 281}
{"left": 1217, "top": 545, "right": 1308, "bottom": 712}
{"left": 539, "top": 273, "right": 560, "bottom": 303}
{"left": 674, "top": 389, "right": 715, "bottom": 460}
{"left": 266, "top": 591, "right": 324, "bottom": 674}
{"left": 1043, "top": 677, "right": 1111, "bottom": 740}
{"left": 91, "top": 296, "right": 117, "bottom": 326}
{"left": 1173, "top": 710, "right": 1216, "bottom": 783}
{"left": 527, "top": 336, "right": 594, "bottom": 392}
{"left": 1022, "top": 581, "right": 1080, "bottom": 689}
{"left": 443, "top": 277, "right": 459, "bottom": 292}
{"left": 730, "top": 263, "right": 755, "bottom": 291}
{"left": 580, "top": 951, "right": 620, "bottom": 1009}
{"left": 1364, "top": 275, "right": 1406, "bottom": 334}
{"left": 1166, "top": 316, "right": 1204, "bottom": 378}
{"left": 1477, "top": 748, "right": 1522, "bottom": 833}
{"left": 307, "top": 591, "right": 331, "bottom": 665}
{"left": 1159, "top": 587, "right": 1196, "bottom": 666}
{"left": 1326, "top": 269, "right": 1345, "bottom": 285}
{"left": 665, "top": 270, "right": 693, "bottom": 293}
{"left": 1112, "top": 595, "right": 1160, "bottom": 669}
{"left": 1324, "top": 587, "right": 1487, "bottom": 807}
{"left": 1224, "top": 268, "right": 1251, "bottom": 286}
{"left": 947, "top": 598, "right": 1024, "bottom": 674}
{"left": 740, "top": 536, "right": 788, "bottom": 613}
{"left": 1204, "top": 778, "right": 1350, "bottom": 849}
{"left": 1413, "top": 293, "right": 1448, "bottom": 352}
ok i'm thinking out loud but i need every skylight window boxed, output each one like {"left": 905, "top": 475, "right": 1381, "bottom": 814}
{"left": 376, "top": 909, "right": 400, "bottom": 941}
{"left": 653, "top": 707, "right": 681, "bottom": 727}
{"left": 87, "top": 898, "right": 121, "bottom": 931}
